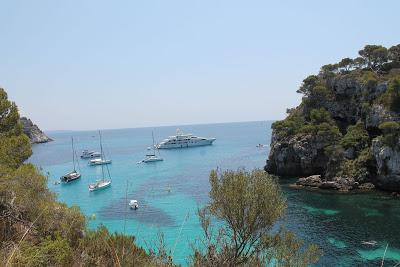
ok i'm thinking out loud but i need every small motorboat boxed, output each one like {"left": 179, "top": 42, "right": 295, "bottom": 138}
{"left": 81, "top": 150, "right": 101, "bottom": 159}
{"left": 361, "top": 240, "right": 377, "bottom": 246}
{"left": 142, "top": 154, "right": 163, "bottom": 163}
{"left": 129, "top": 200, "right": 138, "bottom": 209}
{"left": 88, "top": 158, "right": 112, "bottom": 166}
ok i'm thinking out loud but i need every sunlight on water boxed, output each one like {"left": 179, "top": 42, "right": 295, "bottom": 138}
{"left": 328, "top": 237, "right": 347, "bottom": 249}
{"left": 303, "top": 205, "right": 340, "bottom": 216}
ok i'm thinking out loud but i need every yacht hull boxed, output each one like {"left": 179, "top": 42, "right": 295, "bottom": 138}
{"left": 157, "top": 138, "right": 215, "bottom": 149}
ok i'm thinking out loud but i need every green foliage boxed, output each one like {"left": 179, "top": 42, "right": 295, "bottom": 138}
{"left": 191, "top": 169, "right": 320, "bottom": 266}
{"left": 389, "top": 44, "right": 400, "bottom": 63}
{"left": 338, "top": 148, "right": 374, "bottom": 181}
{"left": 359, "top": 45, "right": 389, "bottom": 71}
{"left": 0, "top": 88, "right": 23, "bottom": 137}
{"left": 340, "top": 122, "right": 369, "bottom": 151}
{"left": 338, "top": 57, "right": 353, "bottom": 72}
{"left": 0, "top": 88, "right": 32, "bottom": 169}
{"left": 272, "top": 114, "right": 305, "bottom": 139}
{"left": 360, "top": 71, "right": 379, "bottom": 89}
{"left": 79, "top": 225, "right": 156, "bottom": 267}
{"left": 379, "top": 76, "right": 400, "bottom": 112}
{"left": 296, "top": 75, "right": 319, "bottom": 96}
{"left": 379, "top": 121, "right": 400, "bottom": 146}
{"left": 14, "top": 235, "right": 73, "bottom": 267}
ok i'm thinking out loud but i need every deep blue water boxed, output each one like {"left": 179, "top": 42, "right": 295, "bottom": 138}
{"left": 29, "top": 121, "right": 400, "bottom": 266}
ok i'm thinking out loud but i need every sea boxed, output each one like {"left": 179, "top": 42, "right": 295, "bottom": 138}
{"left": 28, "top": 121, "right": 400, "bottom": 266}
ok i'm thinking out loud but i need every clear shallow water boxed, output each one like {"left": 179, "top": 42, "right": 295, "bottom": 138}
{"left": 29, "top": 121, "right": 400, "bottom": 266}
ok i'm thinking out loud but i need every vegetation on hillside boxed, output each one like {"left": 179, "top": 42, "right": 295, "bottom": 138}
{"left": 1, "top": 87, "right": 319, "bottom": 266}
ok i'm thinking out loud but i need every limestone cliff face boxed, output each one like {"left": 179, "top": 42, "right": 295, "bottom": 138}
{"left": 20, "top": 117, "right": 53, "bottom": 144}
{"left": 265, "top": 70, "right": 400, "bottom": 192}
{"left": 372, "top": 137, "right": 400, "bottom": 191}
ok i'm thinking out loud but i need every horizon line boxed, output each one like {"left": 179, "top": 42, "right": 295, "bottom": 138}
{"left": 44, "top": 119, "right": 277, "bottom": 133}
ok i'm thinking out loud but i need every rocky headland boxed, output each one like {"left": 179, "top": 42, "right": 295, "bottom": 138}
{"left": 20, "top": 117, "right": 53, "bottom": 144}
{"left": 265, "top": 44, "right": 400, "bottom": 192}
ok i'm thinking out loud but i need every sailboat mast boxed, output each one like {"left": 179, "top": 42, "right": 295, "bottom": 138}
{"left": 71, "top": 137, "right": 76, "bottom": 171}
{"left": 152, "top": 131, "right": 155, "bottom": 154}
{"left": 99, "top": 131, "right": 105, "bottom": 182}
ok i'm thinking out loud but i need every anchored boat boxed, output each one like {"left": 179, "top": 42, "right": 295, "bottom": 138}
{"left": 156, "top": 129, "right": 216, "bottom": 149}
{"left": 89, "top": 131, "right": 112, "bottom": 192}
{"left": 142, "top": 131, "right": 163, "bottom": 163}
{"left": 60, "top": 137, "right": 81, "bottom": 183}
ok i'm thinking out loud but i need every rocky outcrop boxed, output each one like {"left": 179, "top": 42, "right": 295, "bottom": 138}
{"left": 372, "top": 137, "right": 400, "bottom": 191}
{"left": 20, "top": 117, "right": 52, "bottom": 144}
{"left": 266, "top": 134, "right": 333, "bottom": 177}
{"left": 266, "top": 69, "right": 400, "bottom": 192}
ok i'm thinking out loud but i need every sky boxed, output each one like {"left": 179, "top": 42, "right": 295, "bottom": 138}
{"left": 1, "top": 0, "right": 399, "bottom": 130}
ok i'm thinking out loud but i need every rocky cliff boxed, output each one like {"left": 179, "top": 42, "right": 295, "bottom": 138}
{"left": 265, "top": 44, "right": 400, "bottom": 192}
{"left": 20, "top": 117, "right": 53, "bottom": 144}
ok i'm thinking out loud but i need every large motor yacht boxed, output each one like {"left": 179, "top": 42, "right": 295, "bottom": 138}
{"left": 156, "top": 129, "right": 216, "bottom": 149}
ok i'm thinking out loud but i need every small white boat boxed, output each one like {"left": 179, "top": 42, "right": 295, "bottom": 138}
{"left": 129, "top": 200, "right": 138, "bottom": 209}
{"left": 142, "top": 154, "right": 163, "bottom": 163}
{"left": 89, "top": 179, "right": 111, "bottom": 191}
{"left": 81, "top": 150, "right": 101, "bottom": 159}
{"left": 88, "top": 158, "right": 112, "bottom": 166}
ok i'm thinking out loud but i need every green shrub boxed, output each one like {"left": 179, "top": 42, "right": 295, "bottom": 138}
{"left": 379, "top": 77, "right": 400, "bottom": 112}
{"left": 340, "top": 122, "right": 369, "bottom": 151}
{"left": 338, "top": 148, "right": 374, "bottom": 181}
{"left": 379, "top": 121, "right": 400, "bottom": 146}
{"left": 15, "top": 235, "right": 73, "bottom": 267}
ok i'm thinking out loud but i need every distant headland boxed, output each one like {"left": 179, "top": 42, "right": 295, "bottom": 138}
{"left": 20, "top": 117, "right": 53, "bottom": 144}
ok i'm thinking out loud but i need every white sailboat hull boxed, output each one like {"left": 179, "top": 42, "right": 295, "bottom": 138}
{"left": 89, "top": 180, "right": 111, "bottom": 191}
{"left": 88, "top": 159, "right": 112, "bottom": 166}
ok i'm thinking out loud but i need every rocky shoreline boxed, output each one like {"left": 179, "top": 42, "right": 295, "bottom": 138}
{"left": 20, "top": 117, "right": 53, "bottom": 144}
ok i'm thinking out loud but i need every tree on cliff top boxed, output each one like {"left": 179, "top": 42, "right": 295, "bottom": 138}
{"left": 358, "top": 45, "right": 388, "bottom": 71}
{"left": 190, "top": 169, "right": 320, "bottom": 267}
{"left": 0, "top": 88, "right": 31, "bottom": 168}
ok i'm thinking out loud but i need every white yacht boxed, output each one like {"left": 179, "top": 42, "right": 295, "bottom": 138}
{"left": 156, "top": 129, "right": 216, "bottom": 149}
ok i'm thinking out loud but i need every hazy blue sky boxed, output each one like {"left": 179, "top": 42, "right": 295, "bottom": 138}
{"left": 1, "top": 0, "right": 399, "bottom": 130}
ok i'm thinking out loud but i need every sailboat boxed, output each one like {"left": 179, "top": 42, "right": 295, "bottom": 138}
{"left": 88, "top": 131, "right": 112, "bottom": 191}
{"left": 88, "top": 133, "right": 112, "bottom": 166}
{"left": 142, "top": 131, "right": 163, "bottom": 163}
{"left": 60, "top": 137, "right": 81, "bottom": 183}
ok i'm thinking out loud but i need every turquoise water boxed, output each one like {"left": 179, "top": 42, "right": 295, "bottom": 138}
{"left": 29, "top": 121, "right": 400, "bottom": 266}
